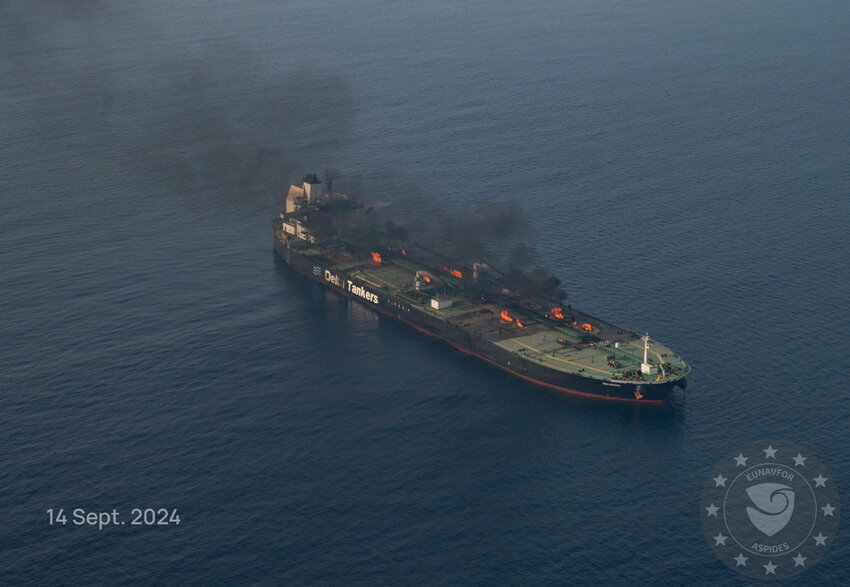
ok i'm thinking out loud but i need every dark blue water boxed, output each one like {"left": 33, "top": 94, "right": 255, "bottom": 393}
{"left": 2, "top": 1, "right": 848, "bottom": 583}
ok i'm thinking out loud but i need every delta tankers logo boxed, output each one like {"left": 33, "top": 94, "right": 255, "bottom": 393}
{"left": 701, "top": 440, "right": 839, "bottom": 579}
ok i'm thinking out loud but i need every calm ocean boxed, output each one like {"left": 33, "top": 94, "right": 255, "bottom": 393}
{"left": 1, "top": 1, "right": 848, "bottom": 583}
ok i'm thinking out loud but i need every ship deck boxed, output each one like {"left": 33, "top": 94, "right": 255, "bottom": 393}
{"left": 492, "top": 331, "right": 682, "bottom": 382}
{"left": 294, "top": 242, "right": 689, "bottom": 383}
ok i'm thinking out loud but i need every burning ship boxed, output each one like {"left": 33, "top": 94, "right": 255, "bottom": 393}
{"left": 273, "top": 175, "right": 690, "bottom": 404}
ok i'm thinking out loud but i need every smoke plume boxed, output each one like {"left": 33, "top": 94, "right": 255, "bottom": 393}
{"left": 2, "top": 1, "right": 566, "bottom": 301}
{"left": 344, "top": 179, "right": 568, "bottom": 302}
{"left": 0, "top": 1, "right": 356, "bottom": 215}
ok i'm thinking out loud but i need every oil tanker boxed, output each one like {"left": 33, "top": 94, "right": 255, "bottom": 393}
{"left": 273, "top": 175, "right": 689, "bottom": 404}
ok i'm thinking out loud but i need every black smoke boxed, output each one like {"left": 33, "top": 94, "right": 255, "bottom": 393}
{"left": 343, "top": 179, "right": 568, "bottom": 302}
{"left": 1, "top": 1, "right": 566, "bottom": 301}
{"left": 0, "top": 1, "right": 356, "bottom": 215}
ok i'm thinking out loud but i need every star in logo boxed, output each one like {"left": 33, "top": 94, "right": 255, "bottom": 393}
{"left": 763, "top": 445, "right": 777, "bottom": 459}
{"left": 763, "top": 561, "right": 777, "bottom": 575}
{"left": 813, "top": 532, "right": 827, "bottom": 546}
{"left": 821, "top": 504, "right": 835, "bottom": 517}
{"left": 733, "top": 553, "right": 748, "bottom": 567}
{"left": 792, "top": 553, "right": 807, "bottom": 567}
{"left": 792, "top": 453, "right": 807, "bottom": 467}
{"left": 713, "top": 473, "right": 727, "bottom": 488}
{"left": 714, "top": 532, "right": 728, "bottom": 546}
{"left": 734, "top": 453, "right": 748, "bottom": 467}
{"left": 705, "top": 503, "right": 719, "bottom": 517}
{"left": 813, "top": 474, "right": 828, "bottom": 488}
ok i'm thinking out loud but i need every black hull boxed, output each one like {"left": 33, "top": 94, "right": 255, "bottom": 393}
{"left": 275, "top": 237, "right": 679, "bottom": 404}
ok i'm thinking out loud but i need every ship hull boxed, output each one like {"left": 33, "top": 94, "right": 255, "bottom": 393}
{"left": 275, "top": 236, "right": 678, "bottom": 404}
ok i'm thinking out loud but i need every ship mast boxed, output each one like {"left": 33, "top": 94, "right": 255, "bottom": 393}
{"left": 640, "top": 332, "right": 658, "bottom": 375}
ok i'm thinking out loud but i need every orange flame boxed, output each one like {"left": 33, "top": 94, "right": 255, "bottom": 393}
{"left": 516, "top": 320, "right": 525, "bottom": 328}
{"left": 371, "top": 252, "right": 382, "bottom": 264}
{"left": 444, "top": 267, "right": 463, "bottom": 279}
{"left": 423, "top": 275, "right": 432, "bottom": 284}
{"left": 581, "top": 322, "right": 592, "bottom": 332}
{"left": 500, "top": 310, "right": 513, "bottom": 322}
{"left": 401, "top": 249, "right": 407, "bottom": 256}
{"left": 551, "top": 307, "right": 564, "bottom": 320}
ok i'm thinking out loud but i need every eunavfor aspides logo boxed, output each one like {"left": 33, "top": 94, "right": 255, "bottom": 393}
{"left": 701, "top": 440, "right": 840, "bottom": 579}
